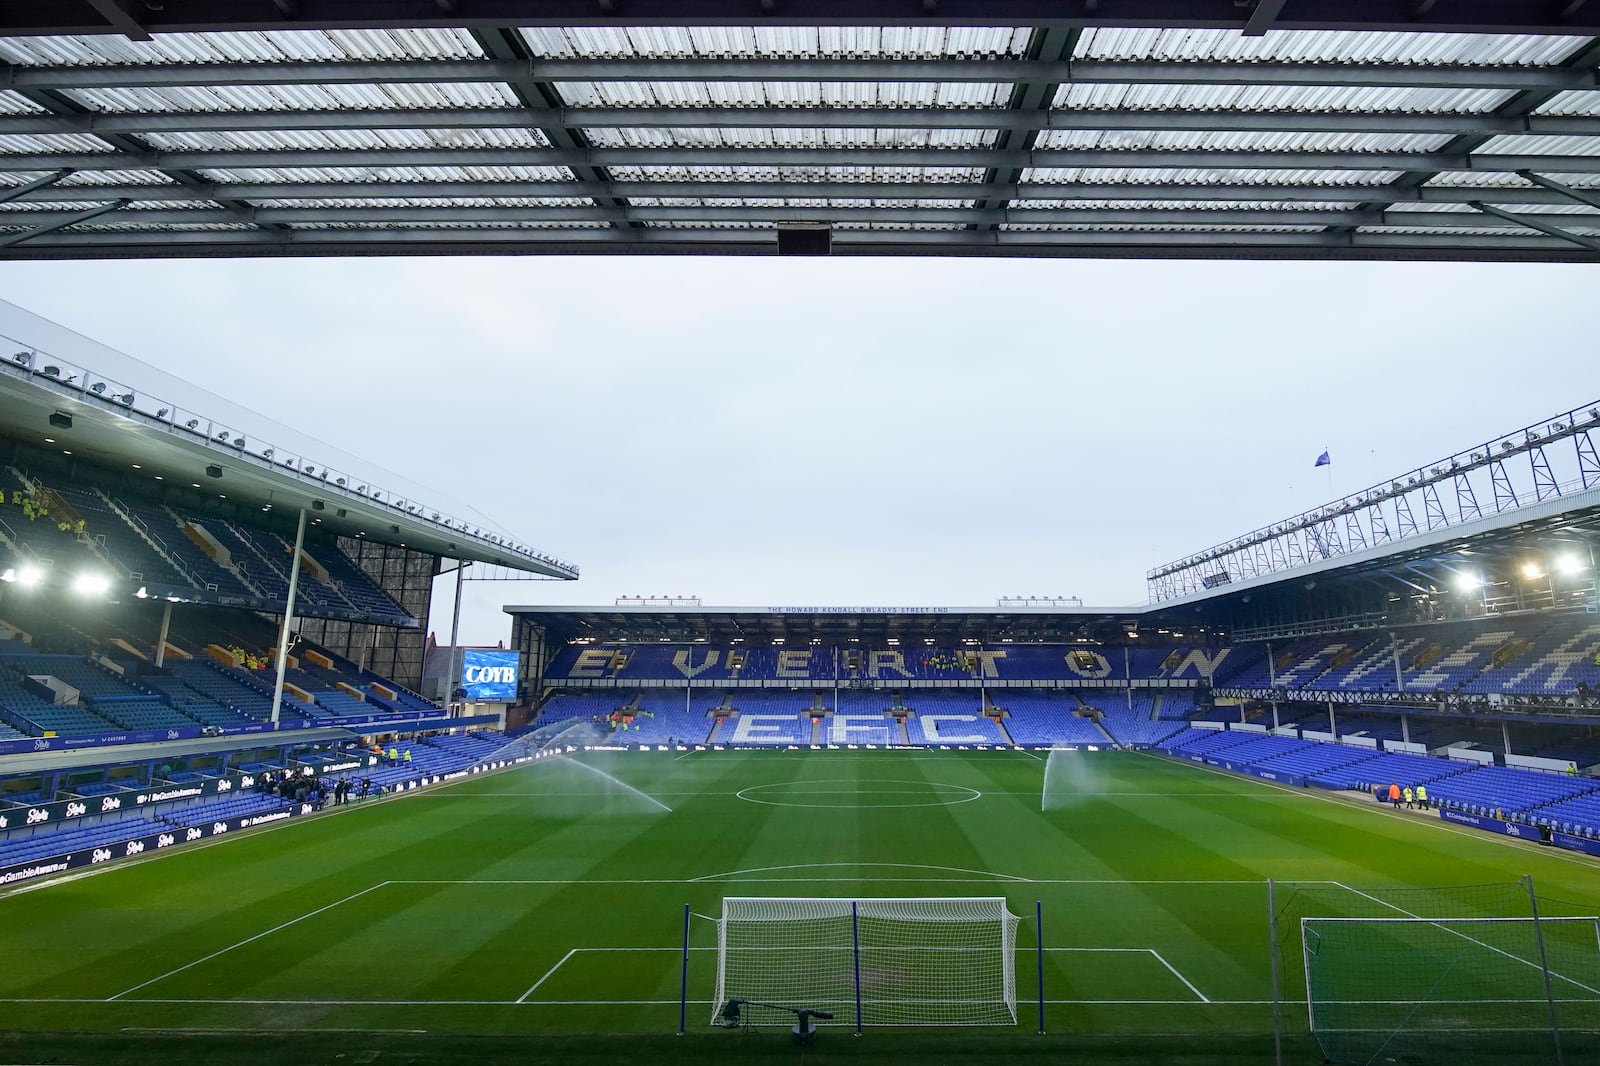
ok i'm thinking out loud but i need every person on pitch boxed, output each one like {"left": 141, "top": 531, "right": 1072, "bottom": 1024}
{"left": 1416, "top": 783, "right": 1428, "bottom": 810}
{"left": 1388, "top": 782, "right": 1401, "bottom": 806}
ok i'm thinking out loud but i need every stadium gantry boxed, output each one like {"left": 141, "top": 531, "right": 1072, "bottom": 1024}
{"left": 2, "top": 4, "right": 1600, "bottom": 260}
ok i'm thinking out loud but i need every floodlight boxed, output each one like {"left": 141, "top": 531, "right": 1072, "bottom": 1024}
{"left": 1455, "top": 573, "right": 1482, "bottom": 593}
{"left": 261, "top": 448, "right": 273, "bottom": 460}
{"left": 303, "top": 465, "right": 315, "bottom": 475}
{"left": 11, "top": 351, "right": 30, "bottom": 366}
{"left": 115, "top": 393, "right": 133, "bottom": 406}
{"left": 214, "top": 429, "right": 230, "bottom": 441}
{"left": 14, "top": 564, "right": 44, "bottom": 587}
{"left": 1556, "top": 555, "right": 1587, "bottom": 576}
{"left": 231, "top": 437, "right": 244, "bottom": 448}
{"left": 1522, "top": 562, "right": 1545, "bottom": 580}
{"left": 156, "top": 408, "right": 169, "bottom": 419}
{"left": 41, "top": 365, "right": 61, "bottom": 378}
{"left": 185, "top": 418, "right": 199, "bottom": 430}
{"left": 90, "top": 381, "right": 106, "bottom": 394}
{"left": 71, "top": 571, "right": 112, "bottom": 597}
{"left": 335, "top": 477, "right": 345, "bottom": 486}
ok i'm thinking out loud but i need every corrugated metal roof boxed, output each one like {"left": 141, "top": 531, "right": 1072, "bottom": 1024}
{"left": 999, "top": 221, "right": 1327, "bottom": 233}
{"left": 1476, "top": 133, "right": 1600, "bottom": 156}
{"left": 62, "top": 81, "right": 521, "bottom": 114}
{"left": 1012, "top": 198, "right": 1354, "bottom": 211}
{"left": 1074, "top": 28, "right": 1584, "bottom": 66}
{"left": 190, "top": 165, "right": 577, "bottom": 184}
{"left": 1033, "top": 130, "right": 1455, "bottom": 153}
{"left": 580, "top": 126, "right": 997, "bottom": 149}
{"left": 1053, "top": 83, "right": 1517, "bottom": 114}
{"left": 0, "top": 28, "right": 485, "bottom": 65}
{"left": 0, "top": 92, "right": 48, "bottom": 116}
{"left": 138, "top": 127, "right": 551, "bottom": 152}
{"left": 519, "top": 26, "right": 1030, "bottom": 60}
{"left": 1424, "top": 171, "right": 1600, "bottom": 188}
{"left": 1019, "top": 166, "right": 1402, "bottom": 185}
{"left": 554, "top": 80, "right": 1012, "bottom": 109}
{"left": 1533, "top": 90, "right": 1600, "bottom": 117}
{"left": 0, "top": 18, "right": 1596, "bottom": 262}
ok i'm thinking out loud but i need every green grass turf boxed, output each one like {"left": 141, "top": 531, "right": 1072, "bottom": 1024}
{"left": 1, "top": 748, "right": 1597, "bottom": 1065}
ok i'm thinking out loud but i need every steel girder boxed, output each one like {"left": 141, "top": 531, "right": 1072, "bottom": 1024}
{"left": 6, "top": 58, "right": 1596, "bottom": 91}
{"left": 7, "top": 0, "right": 1600, "bottom": 38}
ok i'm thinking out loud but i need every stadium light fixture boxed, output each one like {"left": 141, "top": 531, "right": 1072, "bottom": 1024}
{"left": 71, "top": 571, "right": 111, "bottom": 597}
{"left": 1556, "top": 555, "right": 1587, "bottom": 576}
{"left": 1522, "top": 562, "right": 1545, "bottom": 580}
{"left": 1455, "top": 573, "right": 1482, "bottom": 593}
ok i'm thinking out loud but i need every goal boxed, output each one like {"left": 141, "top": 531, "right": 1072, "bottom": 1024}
{"left": 1302, "top": 914, "right": 1600, "bottom": 1065}
{"left": 711, "top": 896, "right": 1022, "bottom": 1028}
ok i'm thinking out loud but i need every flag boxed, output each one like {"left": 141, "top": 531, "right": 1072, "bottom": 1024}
{"left": 1314, "top": 450, "right": 1331, "bottom": 468}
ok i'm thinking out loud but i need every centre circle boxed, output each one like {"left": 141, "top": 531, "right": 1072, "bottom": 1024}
{"left": 734, "top": 780, "right": 982, "bottom": 809}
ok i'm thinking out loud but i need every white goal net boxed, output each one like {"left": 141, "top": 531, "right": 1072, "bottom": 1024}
{"left": 711, "top": 896, "right": 1022, "bottom": 1028}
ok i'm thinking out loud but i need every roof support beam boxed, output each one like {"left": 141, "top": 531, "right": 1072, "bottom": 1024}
{"left": 0, "top": 199, "right": 125, "bottom": 248}
{"left": 7, "top": 146, "right": 1600, "bottom": 174}
{"left": 1338, "top": 36, "right": 1600, "bottom": 240}
{"left": 1468, "top": 200, "right": 1600, "bottom": 252}
{"left": 10, "top": 106, "right": 1599, "bottom": 138}
{"left": 18, "top": 203, "right": 1574, "bottom": 229}
{"left": 1516, "top": 170, "right": 1600, "bottom": 211}
{"left": 7, "top": 86, "right": 281, "bottom": 237}
{"left": 1243, "top": 0, "right": 1291, "bottom": 36}
{"left": 82, "top": 0, "right": 151, "bottom": 41}
{"left": 977, "top": 25, "right": 1078, "bottom": 234}
{"left": 5, "top": 0, "right": 1600, "bottom": 36}
{"left": 0, "top": 169, "right": 72, "bottom": 205}
{"left": 14, "top": 178, "right": 1594, "bottom": 208}
{"left": 469, "top": 27, "right": 632, "bottom": 231}
{"left": 0, "top": 225, "right": 1590, "bottom": 259}
{"left": 6, "top": 58, "right": 1593, "bottom": 93}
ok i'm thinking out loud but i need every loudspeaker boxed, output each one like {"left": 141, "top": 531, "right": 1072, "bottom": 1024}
{"left": 777, "top": 225, "right": 831, "bottom": 256}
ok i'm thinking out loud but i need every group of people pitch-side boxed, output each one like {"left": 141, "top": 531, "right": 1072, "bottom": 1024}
{"left": 257, "top": 770, "right": 377, "bottom": 808}
{"left": 1385, "top": 781, "right": 1431, "bottom": 810}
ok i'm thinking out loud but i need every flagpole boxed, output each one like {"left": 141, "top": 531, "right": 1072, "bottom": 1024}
{"left": 1325, "top": 447, "right": 1333, "bottom": 497}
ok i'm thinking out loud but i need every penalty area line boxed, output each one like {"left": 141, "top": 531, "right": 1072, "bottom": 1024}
{"left": 105, "top": 882, "right": 392, "bottom": 1002}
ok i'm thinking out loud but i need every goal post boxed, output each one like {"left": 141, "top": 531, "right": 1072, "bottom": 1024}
{"left": 1301, "top": 914, "right": 1600, "bottom": 1065}
{"left": 711, "top": 896, "right": 1023, "bottom": 1028}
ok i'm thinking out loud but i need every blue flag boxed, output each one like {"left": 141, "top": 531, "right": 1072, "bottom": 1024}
{"left": 1314, "top": 450, "right": 1331, "bottom": 468}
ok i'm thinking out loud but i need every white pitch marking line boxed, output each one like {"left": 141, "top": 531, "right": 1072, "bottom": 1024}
{"left": 1, "top": 996, "right": 1281, "bottom": 1006}
{"left": 1330, "top": 881, "right": 1600, "bottom": 998}
{"left": 390, "top": 875, "right": 1283, "bottom": 885}
{"left": 105, "top": 881, "right": 391, "bottom": 1002}
{"left": 1148, "top": 948, "right": 1211, "bottom": 1004}
{"left": 689, "top": 861, "right": 1034, "bottom": 883}
{"left": 516, "top": 949, "right": 576, "bottom": 1004}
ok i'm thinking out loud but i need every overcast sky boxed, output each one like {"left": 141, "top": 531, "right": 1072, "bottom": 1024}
{"left": 0, "top": 254, "right": 1595, "bottom": 646}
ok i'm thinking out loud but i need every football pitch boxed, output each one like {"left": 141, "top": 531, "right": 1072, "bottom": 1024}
{"left": 2, "top": 748, "right": 1598, "bottom": 1065}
